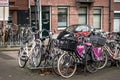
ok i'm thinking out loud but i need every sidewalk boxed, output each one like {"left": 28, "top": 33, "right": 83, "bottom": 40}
{"left": 0, "top": 46, "right": 20, "bottom": 51}
{"left": 0, "top": 34, "right": 58, "bottom": 51}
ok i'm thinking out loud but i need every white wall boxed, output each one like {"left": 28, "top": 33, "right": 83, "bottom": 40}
{"left": 0, "top": 7, "right": 9, "bottom": 21}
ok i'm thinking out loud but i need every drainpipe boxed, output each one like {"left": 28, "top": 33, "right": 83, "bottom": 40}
{"left": 38, "top": 0, "right": 42, "bottom": 38}
{"left": 28, "top": 0, "right": 31, "bottom": 27}
{"left": 109, "top": 0, "right": 111, "bottom": 32}
{"left": 34, "top": 0, "right": 38, "bottom": 29}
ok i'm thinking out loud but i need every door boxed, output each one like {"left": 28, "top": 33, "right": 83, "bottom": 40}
{"left": 114, "top": 18, "right": 120, "bottom": 32}
{"left": 42, "top": 7, "right": 50, "bottom": 36}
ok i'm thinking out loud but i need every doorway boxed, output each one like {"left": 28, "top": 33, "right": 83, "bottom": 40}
{"left": 42, "top": 6, "right": 50, "bottom": 36}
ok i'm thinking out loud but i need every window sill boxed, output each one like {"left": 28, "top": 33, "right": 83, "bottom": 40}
{"left": 58, "top": 27, "right": 66, "bottom": 30}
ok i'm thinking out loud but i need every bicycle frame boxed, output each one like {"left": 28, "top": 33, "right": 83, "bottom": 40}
{"left": 22, "top": 29, "right": 41, "bottom": 56}
{"left": 21, "top": 28, "right": 41, "bottom": 59}
{"left": 18, "top": 28, "right": 43, "bottom": 68}
{"left": 23, "top": 40, "right": 36, "bottom": 58}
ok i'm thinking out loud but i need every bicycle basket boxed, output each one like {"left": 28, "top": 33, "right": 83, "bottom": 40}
{"left": 58, "top": 37, "right": 78, "bottom": 51}
{"left": 90, "top": 36, "right": 106, "bottom": 47}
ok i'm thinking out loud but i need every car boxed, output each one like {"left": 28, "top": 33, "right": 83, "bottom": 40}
{"left": 57, "top": 24, "right": 92, "bottom": 40}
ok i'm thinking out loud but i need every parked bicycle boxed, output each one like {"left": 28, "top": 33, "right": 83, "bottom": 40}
{"left": 38, "top": 29, "right": 59, "bottom": 68}
{"left": 57, "top": 31, "right": 108, "bottom": 78}
{"left": 18, "top": 28, "right": 42, "bottom": 68}
{"left": 102, "top": 32, "right": 120, "bottom": 67}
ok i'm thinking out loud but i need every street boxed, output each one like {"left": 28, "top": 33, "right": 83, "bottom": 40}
{"left": 0, "top": 51, "right": 120, "bottom": 80}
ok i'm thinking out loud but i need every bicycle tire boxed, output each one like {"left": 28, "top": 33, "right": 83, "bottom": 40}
{"left": 85, "top": 51, "right": 98, "bottom": 73}
{"left": 97, "top": 49, "right": 108, "bottom": 69}
{"left": 29, "top": 46, "right": 41, "bottom": 67}
{"left": 57, "top": 52, "right": 77, "bottom": 78}
{"left": 18, "top": 48, "right": 27, "bottom": 68}
{"left": 52, "top": 53, "right": 61, "bottom": 75}
{"left": 116, "top": 60, "right": 120, "bottom": 68}
{"left": 116, "top": 49, "right": 120, "bottom": 68}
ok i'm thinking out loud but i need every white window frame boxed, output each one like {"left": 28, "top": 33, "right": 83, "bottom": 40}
{"left": 93, "top": 7, "right": 102, "bottom": 30}
{"left": 114, "top": 0, "right": 120, "bottom": 2}
{"left": 114, "top": 11, "right": 120, "bottom": 32}
{"left": 58, "top": 7, "right": 69, "bottom": 30}
{"left": 114, "top": 11, "right": 120, "bottom": 13}
{"left": 78, "top": 7, "right": 88, "bottom": 25}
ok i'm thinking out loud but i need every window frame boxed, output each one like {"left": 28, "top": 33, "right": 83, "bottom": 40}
{"left": 58, "top": 7, "right": 68, "bottom": 30}
{"left": 78, "top": 7, "right": 88, "bottom": 25}
{"left": 93, "top": 7, "right": 102, "bottom": 29}
{"left": 114, "top": 11, "right": 120, "bottom": 18}
{"left": 114, "top": 0, "right": 120, "bottom": 2}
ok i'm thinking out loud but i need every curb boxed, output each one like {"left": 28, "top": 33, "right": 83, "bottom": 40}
{"left": 0, "top": 47, "right": 20, "bottom": 51}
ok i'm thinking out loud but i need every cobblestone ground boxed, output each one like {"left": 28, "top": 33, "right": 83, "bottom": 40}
{"left": 0, "top": 51, "right": 120, "bottom": 80}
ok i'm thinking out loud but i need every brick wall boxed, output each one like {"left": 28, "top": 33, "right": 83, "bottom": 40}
{"left": 9, "top": 0, "right": 120, "bottom": 32}
{"left": 15, "top": 0, "right": 28, "bottom": 10}
{"left": 9, "top": 0, "right": 29, "bottom": 25}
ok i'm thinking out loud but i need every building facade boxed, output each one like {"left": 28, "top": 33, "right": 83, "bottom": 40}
{"left": 9, "top": 0, "right": 29, "bottom": 26}
{"left": 6, "top": 0, "right": 120, "bottom": 33}
{"left": 29, "top": 0, "right": 120, "bottom": 33}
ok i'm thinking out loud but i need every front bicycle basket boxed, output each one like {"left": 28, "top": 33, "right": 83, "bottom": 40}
{"left": 58, "top": 37, "right": 78, "bottom": 51}
{"left": 90, "top": 36, "right": 106, "bottom": 47}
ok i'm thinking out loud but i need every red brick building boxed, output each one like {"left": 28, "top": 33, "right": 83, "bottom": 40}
{"left": 29, "top": 0, "right": 120, "bottom": 33}
{"left": 8, "top": 0, "right": 120, "bottom": 33}
{"left": 9, "top": 0, "right": 29, "bottom": 25}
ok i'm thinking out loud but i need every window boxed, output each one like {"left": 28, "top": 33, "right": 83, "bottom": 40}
{"left": 78, "top": 7, "right": 87, "bottom": 24}
{"left": 17, "top": 11, "right": 29, "bottom": 25}
{"left": 58, "top": 7, "right": 68, "bottom": 28}
{"left": 114, "top": 12, "right": 120, "bottom": 32}
{"left": 75, "top": 25, "right": 90, "bottom": 32}
{"left": 9, "top": 2, "right": 15, "bottom": 6}
{"left": 0, "top": 7, "right": 9, "bottom": 20}
{"left": 31, "top": 6, "right": 37, "bottom": 26}
{"left": 114, "top": 0, "right": 120, "bottom": 2}
{"left": 31, "top": 6, "right": 35, "bottom": 12}
{"left": 114, "top": 13, "right": 120, "bottom": 18}
{"left": 93, "top": 8, "right": 102, "bottom": 29}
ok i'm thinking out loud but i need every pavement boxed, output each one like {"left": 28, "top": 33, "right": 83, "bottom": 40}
{"left": 0, "top": 34, "right": 58, "bottom": 51}
{"left": 0, "top": 47, "right": 20, "bottom": 51}
{"left": 1, "top": 51, "right": 120, "bottom": 80}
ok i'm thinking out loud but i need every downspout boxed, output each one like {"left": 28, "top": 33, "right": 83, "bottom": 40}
{"left": 34, "top": 0, "right": 38, "bottom": 29}
{"left": 28, "top": 0, "right": 31, "bottom": 27}
{"left": 109, "top": 0, "right": 111, "bottom": 32}
{"left": 38, "top": 0, "right": 42, "bottom": 38}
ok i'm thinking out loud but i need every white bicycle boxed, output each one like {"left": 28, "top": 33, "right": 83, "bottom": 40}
{"left": 18, "top": 28, "right": 42, "bottom": 68}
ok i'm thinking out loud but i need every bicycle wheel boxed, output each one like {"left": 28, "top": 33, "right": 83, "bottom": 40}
{"left": 116, "top": 60, "right": 120, "bottom": 68}
{"left": 30, "top": 46, "right": 41, "bottom": 67}
{"left": 52, "top": 48, "right": 63, "bottom": 75}
{"left": 97, "top": 49, "right": 108, "bottom": 69}
{"left": 86, "top": 51, "right": 98, "bottom": 73}
{"left": 57, "top": 52, "right": 77, "bottom": 78}
{"left": 18, "top": 47, "right": 28, "bottom": 68}
{"left": 52, "top": 53, "right": 61, "bottom": 75}
{"left": 116, "top": 49, "right": 120, "bottom": 68}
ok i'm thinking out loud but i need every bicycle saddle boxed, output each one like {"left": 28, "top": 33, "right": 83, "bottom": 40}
{"left": 40, "top": 37, "right": 46, "bottom": 42}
